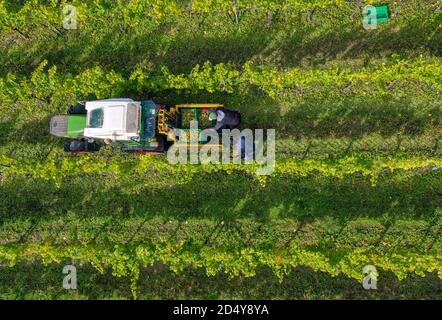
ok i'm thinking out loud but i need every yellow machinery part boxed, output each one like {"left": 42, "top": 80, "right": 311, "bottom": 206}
{"left": 157, "top": 107, "right": 176, "bottom": 136}
{"left": 158, "top": 103, "right": 225, "bottom": 144}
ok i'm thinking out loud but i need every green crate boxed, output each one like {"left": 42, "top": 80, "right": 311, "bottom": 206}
{"left": 364, "top": 5, "right": 389, "bottom": 25}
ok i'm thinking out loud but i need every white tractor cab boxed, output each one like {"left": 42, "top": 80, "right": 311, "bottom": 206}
{"left": 84, "top": 98, "right": 142, "bottom": 142}
{"left": 49, "top": 98, "right": 242, "bottom": 154}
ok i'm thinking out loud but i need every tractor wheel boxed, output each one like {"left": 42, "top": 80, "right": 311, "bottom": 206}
{"left": 67, "top": 104, "right": 86, "bottom": 115}
{"left": 64, "top": 140, "right": 101, "bottom": 152}
{"left": 64, "top": 141, "right": 86, "bottom": 152}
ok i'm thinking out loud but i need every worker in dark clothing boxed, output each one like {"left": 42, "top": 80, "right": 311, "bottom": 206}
{"left": 207, "top": 108, "right": 241, "bottom": 132}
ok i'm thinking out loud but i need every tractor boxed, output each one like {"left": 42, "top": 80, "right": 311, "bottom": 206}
{"left": 49, "top": 98, "right": 241, "bottom": 154}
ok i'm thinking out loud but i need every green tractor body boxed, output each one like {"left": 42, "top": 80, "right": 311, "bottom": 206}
{"left": 50, "top": 114, "right": 87, "bottom": 138}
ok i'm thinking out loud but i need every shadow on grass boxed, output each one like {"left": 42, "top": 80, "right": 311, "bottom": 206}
{"left": 1, "top": 170, "right": 441, "bottom": 224}
{"left": 0, "top": 114, "right": 54, "bottom": 146}
{"left": 278, "top": 94, "right": 442, "bottom": 138}
{"left": 272, "top": 10, "right": 442, "bottom": 67}
{"left": 0, "top": 15, "right": 275, "bottom": 76}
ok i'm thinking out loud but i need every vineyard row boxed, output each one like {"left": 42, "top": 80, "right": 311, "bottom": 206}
{"left": 0, "top": 241, "right": 441, "bottom": 298}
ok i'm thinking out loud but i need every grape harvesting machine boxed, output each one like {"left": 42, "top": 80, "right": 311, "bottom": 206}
{"left": 49, "top": 98, "right": 240, "bottom": 153}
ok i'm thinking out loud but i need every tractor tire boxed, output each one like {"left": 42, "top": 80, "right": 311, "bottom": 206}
{"left": 64, "top": 140, "right": 101, "bottom": 153}
{"left": 67, "top": 104, "right": 86, "bottom": 115}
